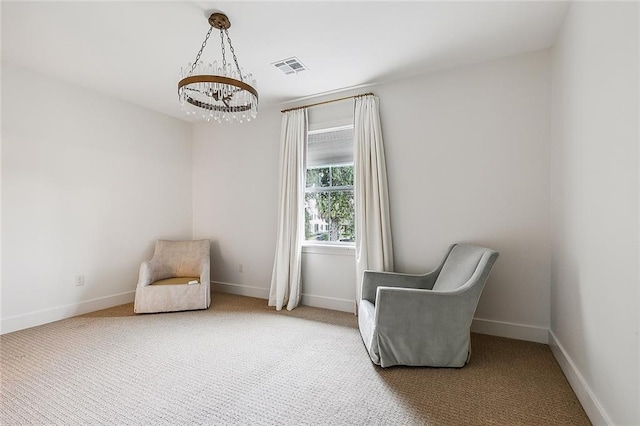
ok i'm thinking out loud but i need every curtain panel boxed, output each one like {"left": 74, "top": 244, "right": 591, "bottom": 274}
{"left": 269, "top": 109, "right": 308, "bottom": 311}
{"left": 354, "top": 95, "right": 394, "bottom": 303}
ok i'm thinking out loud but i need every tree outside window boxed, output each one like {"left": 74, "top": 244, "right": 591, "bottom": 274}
{"left": 305, "top": 165, "right": 354, "bottom": 243}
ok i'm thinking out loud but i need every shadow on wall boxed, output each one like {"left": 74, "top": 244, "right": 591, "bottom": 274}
{"left": 549, "top": 248, "right": 589, "bottom": 394}
{"left": 210, "top": 239, "right": 224, "bottom": 283}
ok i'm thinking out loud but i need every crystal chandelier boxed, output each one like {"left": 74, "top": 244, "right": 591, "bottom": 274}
{"left": 178, "top": 13, "right": 258, "bottom": 123}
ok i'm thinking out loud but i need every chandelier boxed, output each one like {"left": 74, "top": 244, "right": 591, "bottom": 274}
{"left": 178, "top": 13, "right": 258, "bottom": 123}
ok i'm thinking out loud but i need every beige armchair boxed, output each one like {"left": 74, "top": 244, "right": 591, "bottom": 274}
{"left": 134, "top": 239, "right": 211, "bottom": 314}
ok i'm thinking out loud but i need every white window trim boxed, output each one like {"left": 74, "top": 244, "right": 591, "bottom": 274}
{"left": 301, "top": 242, "right": 355, "bottom": 256}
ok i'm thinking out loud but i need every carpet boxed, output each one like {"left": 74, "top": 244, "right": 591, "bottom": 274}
{"left": 1, "top": 293, "right": 590, "bottom": 425}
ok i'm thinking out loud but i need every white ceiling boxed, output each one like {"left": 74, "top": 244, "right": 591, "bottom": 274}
{"left": 1, "top": 1, "right": 569, "bottom": 122}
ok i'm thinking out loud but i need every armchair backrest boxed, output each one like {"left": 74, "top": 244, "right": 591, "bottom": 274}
{"left": 432, "top": 244, "right": 496, "bottom": 291}
{"left": 152, "top": 239, "right": 210, "bottom": 278}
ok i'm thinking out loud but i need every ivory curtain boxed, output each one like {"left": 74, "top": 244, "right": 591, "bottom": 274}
{"left": 354, "top": 95, "right": 394, "bottom": 303}
{"left": 268, "top": 108, "right": 308, "bottom": 311}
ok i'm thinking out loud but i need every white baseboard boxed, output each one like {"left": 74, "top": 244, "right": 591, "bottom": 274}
{"left": 212, "top": 282, "right": 355, "bottom": 313}
{"left": 300, "top": 294, "right": 356, "bottom": 313}
{"left": 1, "top": 291, "right": 135, "bottom": 335}
{"left": 471, "top": 317, "right": 549, "bottom": 344}
{"left": 212, "top": 281, "right": 269, "bottom": 299}
{"left": 213, "top": 283, "right": 548, "bottom": 341}
{"left": 548, "top": 331, "right": 611, "bottom": 425}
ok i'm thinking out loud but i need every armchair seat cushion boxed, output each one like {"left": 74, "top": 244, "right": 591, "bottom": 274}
{"left": 151, "top": 277, "right": 199, "bottom": 286}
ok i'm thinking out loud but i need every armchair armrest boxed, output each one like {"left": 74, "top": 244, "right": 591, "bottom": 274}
{"left": 361, "top": 269, "right": 439, "bottom": 304}
{"left": 376, "top": 286, "right": 478, "bottom": 330}
{"left": 199, "top": 256, "right": 210, "bottom": 286}
{"left": 136, "top": 259, "right": 168, "bottom": 287}
{"left": 137, "top": 261, "right": 153, "bottom": 287}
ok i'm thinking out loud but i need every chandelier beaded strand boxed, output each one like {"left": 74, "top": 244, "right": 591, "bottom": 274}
{"left": 178, "top": 13, "right": 258, "bottom": 123}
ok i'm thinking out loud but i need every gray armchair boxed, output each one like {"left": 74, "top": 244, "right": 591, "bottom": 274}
{"left": 358, "top": 243, "right": 499, "bottom": 367}
{"left": 134, "top": 239, "right": 211, "bottom": 314}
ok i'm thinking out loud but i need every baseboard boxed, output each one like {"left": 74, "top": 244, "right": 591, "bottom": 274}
{"left": 213, "top": 284, "right": 550, "bottom": 336}
{"left": 212, "top": 282, "right": 355, "bottom": 313}
{"left": 471, "top": 317, "right": 548, "bottom": 344}
{"left": 300, "top": 294, "right": 356, "bottom": 313}
{"left": 1, "top": 291, "right": 135, "bottom": 335}
{"left": 548, "top": 331, "right": 611, "bottom": 425}
{"left": 211, "top": 281, "right": 270, "bottom": 299}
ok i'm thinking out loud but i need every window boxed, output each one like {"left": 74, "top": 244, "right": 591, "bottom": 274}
{"left": 304, "top": 126, "right": 354, "bottom": 244}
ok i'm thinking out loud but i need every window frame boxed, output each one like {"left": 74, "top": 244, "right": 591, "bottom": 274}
{"left": 303, "top": 125, "right": 355, "bottom": 247}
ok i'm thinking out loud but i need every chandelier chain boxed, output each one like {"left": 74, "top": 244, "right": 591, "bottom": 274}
{"left": 224, "top": 29, "right": 244, "bottom": 82}
{"left": 189, "top": 26, "right": 214, "bottom": 75}
{"left": 219, "top": 30, "right": 227, "bottom": 70}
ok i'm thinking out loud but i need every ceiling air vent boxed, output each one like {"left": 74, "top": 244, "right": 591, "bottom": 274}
{"left": 272, "top": 57, "right": 307, "bottom": 75}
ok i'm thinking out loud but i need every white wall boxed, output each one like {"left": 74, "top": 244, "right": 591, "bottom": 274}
{"left": 1, "top": 64, "right": 193, "bottom": 333}
{"left": 301, "top": 245, "right": 356, "bottom": 312}
{"left": 549, "top": 2, "right": 639, "bottom": 425}
{"left": 192, "top": 106, "right": 281, "bottom": 299}
{"left": 193, "top": 50, "right": 552, "bottom": 342}
{"left": 378, "top": 50, "right": 551, "bottom": 340}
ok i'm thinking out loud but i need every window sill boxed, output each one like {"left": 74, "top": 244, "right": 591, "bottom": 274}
{"left": 301, "top": 243, "right": 355, "bottom": 256}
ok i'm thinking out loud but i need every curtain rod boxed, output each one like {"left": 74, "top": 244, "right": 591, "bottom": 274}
{"left": 280, "top": 92, "right": 374, "bottom": 113}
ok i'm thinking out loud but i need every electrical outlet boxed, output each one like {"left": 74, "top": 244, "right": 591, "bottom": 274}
{"left": 238, "top": 264, "right": 244, "bottom": 273}
{"left": 74, "top": 274, "right": 85, "bottom": 286}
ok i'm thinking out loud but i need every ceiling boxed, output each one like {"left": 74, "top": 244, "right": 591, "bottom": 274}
{"left": 1, "top": 1, "right": 570, "bottom": 122}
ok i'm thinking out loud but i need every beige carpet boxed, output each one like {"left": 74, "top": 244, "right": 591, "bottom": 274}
{"left": 1, "top": 293, "right": 590, "bottom": 425}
